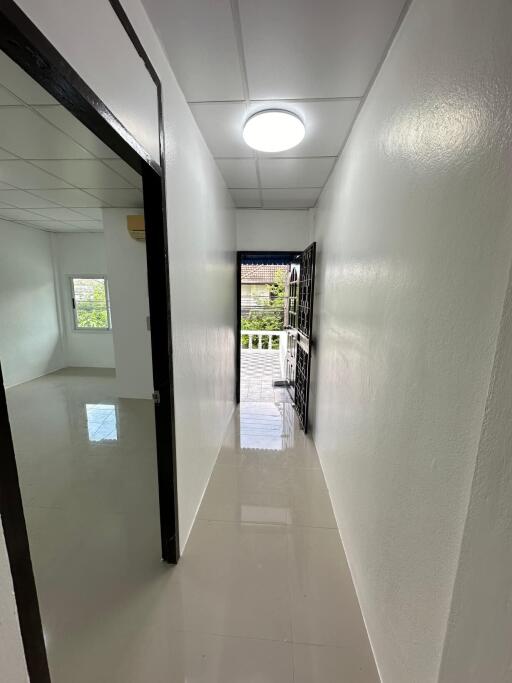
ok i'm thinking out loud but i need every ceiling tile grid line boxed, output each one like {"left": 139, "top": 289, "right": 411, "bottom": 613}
{"left": 141, "top": 0, "right": 410, "bottom": 208}
{"left": 0, "top": 51, "right": 143, "bottom": 230}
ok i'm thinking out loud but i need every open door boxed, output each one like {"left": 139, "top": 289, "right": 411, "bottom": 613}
{"left": 294, "top": 242, "right": 316, "bottom": 432}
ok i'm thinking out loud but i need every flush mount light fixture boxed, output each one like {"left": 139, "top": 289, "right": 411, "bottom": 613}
{"left": 242, "top": 110, "right": 305, "bottom": 153}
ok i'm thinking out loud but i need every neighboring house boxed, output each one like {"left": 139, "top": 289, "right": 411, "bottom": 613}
{"left": 241, "top": 263, "right": 287, "bottom": 315}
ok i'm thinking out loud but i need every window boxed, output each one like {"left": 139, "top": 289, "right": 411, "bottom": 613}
{"left": 70, "top": 276, "right": 111, "bottom": 330}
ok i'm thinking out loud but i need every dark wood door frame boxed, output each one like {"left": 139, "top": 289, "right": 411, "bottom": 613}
{"left": 236, "top": 251, "right": 301, "bottom": 403}
{"left": 0, "top": 2, "right": 178, "bottom": 680}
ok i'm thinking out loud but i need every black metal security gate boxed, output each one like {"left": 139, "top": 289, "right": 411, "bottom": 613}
{"left": 294, "top": 242, "right": 316, "bottom": 432}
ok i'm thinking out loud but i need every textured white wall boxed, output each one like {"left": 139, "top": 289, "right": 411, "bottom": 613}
{"left": 102, "top": 208, "right": 153, "bottom": 399}
{"left": 438, "top": 255, "right": 512, "bottom": 681}
{"left": 311, "top": 0, "right": 512, "bottom": 681}
{"left": 236, "top": 209, "right": 312, "bottom": 251}
{"left": 15, "top": 0, "right": 236, "bottom": 551}
{"left": 52, "top": 232, "right": 115, "bottom": 369}
{"left": 0, "top": 524, "right": 28, "bottom": 682}
{"left": 0, "top": 220, "right": 64, "bottom": 388}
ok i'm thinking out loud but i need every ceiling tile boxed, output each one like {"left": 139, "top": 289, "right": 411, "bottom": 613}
{"left": 85, "top": 188, "right": 143, "bottom": 207}
{"left": 0, "top": 108, "right": 93, "bottom": 159}
{"left": 190, "top": 102, "right": 249, "bottom": 157}
{"left": 31, "top": 160, "right": 134, "bottom": 188}
{"left": 239, "top": 0, "right": 407, "bottom": 99}
{"left": 248, "top": 99, "right": 360, "bottom": 157}
{"left": 0, "top": 52, "right": 57, "bottom": 105}
{"left": 62, "top": 221, "right": 103, "bottom": 231}
{"left": 70, "top": 207, "right": 103, "bottom": 219}
{"left": 102, "top": 159, "right": 142, "bottom": 188}
{"left": 0, "top": 208, "right": 46, "bottom": 221}
{"left": 216, "top": 159, "right": 258, "bottom": 188}
{"left": 0, "top": 148, "right": 17, "bottom": 160}
{"left": 0, "top": 190, "right": 59, "bottom": 208}
{"left": 27, "top": 207, "right": 93, "bottom": 222}
{"left": 0, "top": 161, "right": 72, "bottom": 189}
{"left": 262, "top": 188, "right": 320, "bottom": 209}
{"left": 230, "top": 189, "right": 262, "bottom": 208}
{"left": 259, "top": 157, "right": 335, "bottom": 188}
{"left": 27, "top": 189, "right": 109, "bottom": 207}
{"left": 34, "top": 106, "right": 118, "bottom": 158}
{"left": 142, "top": 0, "right": 244, "bottom": 101}
{"left": 0, "top": 85, "right": 21, "bottom": 105}
{"left": 21, "top": 220, "right": 84, "bottom": 232}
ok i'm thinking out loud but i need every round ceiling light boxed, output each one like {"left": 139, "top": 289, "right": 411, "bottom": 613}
{"left": 242, "top": 110, "right": 305, "bottom": 153}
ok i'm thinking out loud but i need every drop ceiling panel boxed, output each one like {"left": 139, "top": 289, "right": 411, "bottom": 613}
{"left": 192, "top": 99, "right": 359, "bottom": 159}
{"left": 0, "top": 208, "right": 45, "bottom": 221}
{"left": 0, "top": 148, "right": 16, "bottom": 160}
{"left": 190, "top": 102, "right": 249, "bottom": 157}
{"left": 216, "top": 158, "right": 258, "bottom": 188}
{"left": 0, "top": 190, "right": 60, "bottom": 208}
{"left": 0, "top": 108, "right": 94, "bottom": 159}
{"left": 102, "top": 159, "right": 143, "bottom": 189}
{"left": 27, "top": 207, "right": 94, "bottom": 222}
{"left": 27, "top": 189, "right": 110, "bottom": 208}
{"left": 142, "top": 0, "right": 244, "bottom": 101}
{"left": 0, "top": 52, "right": 57, "bottom": 105}
{"left": 71, "top": 207, "right": 103, "bottom": 219}
{"left": 259, "top": 157, "right": 335, "bottom": 189}
{"left": 0, "top": 161, "right": 72, "bottom": 189}
{"left": 31, "top": 160, "right": 135, "bottom": 189}
{"left": 34, "top": 106, "right": 118, "bottom": 158}
{"left": 247, "top": 99, "right": 360, "bottom": 157}
{"left": 85, "top": 188, "right": 143, "bottom": 207}
{"left": 231, "top": 189, "right": 262, "bottom": 208}
{"left": 0, "top": 86, "right": 21, "bottom": 105}
{"left": 239, "top": 0, "right": 407, "bottom": 99}
{"left": 262, "top": 188, "right": 321, "bottom": 209}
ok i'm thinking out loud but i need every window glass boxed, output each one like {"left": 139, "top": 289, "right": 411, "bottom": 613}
{"left": 71, "top": 277, "right": 110, "bottom": 329}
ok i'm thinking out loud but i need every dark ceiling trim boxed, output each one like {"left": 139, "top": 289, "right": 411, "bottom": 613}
{"left": 0, "top": 0, "right": 160, "bottom": 175}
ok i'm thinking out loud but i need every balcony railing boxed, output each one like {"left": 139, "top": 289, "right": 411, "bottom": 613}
{"left": 240, "top": 330, "right": 288, "bottom": 379}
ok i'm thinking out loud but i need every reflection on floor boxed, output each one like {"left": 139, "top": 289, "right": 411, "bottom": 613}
{"left": 240, "top": 349, "right": 287, "bottom": 402}
{"left": 7, "top": 369, "right": 378, "bottom": 682}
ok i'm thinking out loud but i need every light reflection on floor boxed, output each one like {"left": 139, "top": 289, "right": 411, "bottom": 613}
{"left": 239, "top": 401, "right": 295, "bottom": 451}
{"left": 85, "top": 403, "right": 118, "bottom": 442}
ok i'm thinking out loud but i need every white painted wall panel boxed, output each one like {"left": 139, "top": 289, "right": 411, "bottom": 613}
{"left": 236, "top": 209, "right": 312, "bottom": 251}
{"left": 0, "top": 220, "right": 64, "bottom": 387}
{"left": 311, "top": 0, "right": 512, "bottom": 681}
{"left": 102, "top": 208, "right": 153, "bottom": 399}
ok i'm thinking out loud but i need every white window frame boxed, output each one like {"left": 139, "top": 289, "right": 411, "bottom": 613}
{"left": 69, "top": 275, "right": 112, "bottom": 332}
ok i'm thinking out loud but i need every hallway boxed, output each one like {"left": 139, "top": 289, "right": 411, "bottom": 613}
{"left": 8, "top": 370, "right": 377, "bottom": 682}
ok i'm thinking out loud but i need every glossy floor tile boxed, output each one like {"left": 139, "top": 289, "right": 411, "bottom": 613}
{"left": 6, "top": 370, "right": 378, "bottom": 682}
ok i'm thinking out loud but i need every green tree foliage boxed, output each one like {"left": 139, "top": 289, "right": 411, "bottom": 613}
{"left": 76, "top": 280, "right": 109, "bottom": 329}
{"left": 241, "top": 268, "right": 286, "bottom": 348}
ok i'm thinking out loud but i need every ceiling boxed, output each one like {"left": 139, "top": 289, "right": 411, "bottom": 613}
{"left": 0, "top": 51, "right": 143, "bottom": 233}
{"left": 142, "top": 0, "right": 408, "bottom": 209}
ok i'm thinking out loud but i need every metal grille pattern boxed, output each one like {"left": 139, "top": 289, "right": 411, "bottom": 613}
{"left": 298, "top": 244, "right": 315, "bottom": 336}
{"left": 295, "top": 343, "right": 309, "bottom": 430}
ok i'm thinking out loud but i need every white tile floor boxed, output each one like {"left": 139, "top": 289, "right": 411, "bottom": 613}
{"left": 6, "top": 369, "right": 378, "bottom": 682}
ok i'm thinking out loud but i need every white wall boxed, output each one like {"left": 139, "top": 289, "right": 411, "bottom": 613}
{"left": 52, "top": 232, "right": 115, "bottom": 369}
{"left": 102, "top": 208, "right": 153, "bottom": 399}
{"left": 15, "top": 0, "right": 236, "bottom": 552}
{"left": 0, "top": 524, "right": 28, "bottom": 682}
{"left": 0, "top": 219, "right": 64, "bottom": 388}
{"left": 236, "top": 209, "right": 312, "bottom": 251}
{"left": 311, "top": 0, "right": 512, "bottom": 682}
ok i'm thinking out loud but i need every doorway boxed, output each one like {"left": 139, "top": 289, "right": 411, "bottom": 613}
{"left": 236, "top": 244, "right": 316, "bottom": 432}
{"left": 0, "top": 2, "right": 177, "bottom": 681}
